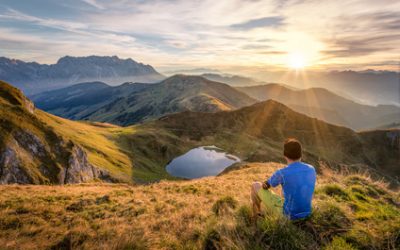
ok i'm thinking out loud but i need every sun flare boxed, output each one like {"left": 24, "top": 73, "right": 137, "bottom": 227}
{"left": 288, "top": 52, "right": 307, "bottom": 69}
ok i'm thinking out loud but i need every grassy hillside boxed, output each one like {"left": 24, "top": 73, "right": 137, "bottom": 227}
{"left": 37, "top": 112, "right": 134, "bottom": 182}
{"left": 0, "top": 80, "right": 197, "bottom": 183}
{"left": 0, "top": 81, "right": 72, "bottom": 184}
{"left": 0, "top": 163, "right": 398, "bottom": 249}
{"left": 146, "top": 100, "right": 400, "bottom": 180}
{"left": 0, "top": 80, "right": 137, "bottom": 183}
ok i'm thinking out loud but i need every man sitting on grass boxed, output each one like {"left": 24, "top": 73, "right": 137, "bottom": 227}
{"left": 251, "top": 138, "right": 316, "bottom": 220}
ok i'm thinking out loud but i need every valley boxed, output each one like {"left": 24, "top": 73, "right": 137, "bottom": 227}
{"left": 1, "top": 80, "right": 399, "bottom": 185}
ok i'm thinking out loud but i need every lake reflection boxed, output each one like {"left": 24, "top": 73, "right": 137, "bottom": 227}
{"left": 166, "top": 146, "right": 240, "bottom": 179}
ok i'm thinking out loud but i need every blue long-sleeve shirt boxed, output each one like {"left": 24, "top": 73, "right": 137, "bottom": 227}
{"left": 267, "top": 162, "right": 316, "bottom": 220}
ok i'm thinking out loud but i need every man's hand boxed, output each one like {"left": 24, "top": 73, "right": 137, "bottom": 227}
{"left": 262, "top": 181, "right": 270, "bottom": 190}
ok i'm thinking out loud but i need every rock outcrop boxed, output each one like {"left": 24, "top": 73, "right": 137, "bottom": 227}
{"left": 0, "top": 145, "right": 31, "bottom": 184}
{"left": 0, "top": 80, "right": 114, "bottom": 185}
{"left": 0, "top": 131, "right": 112, "bottom": 184}
{"left": 61, "top": 146, "right": 112, "bottom": 184}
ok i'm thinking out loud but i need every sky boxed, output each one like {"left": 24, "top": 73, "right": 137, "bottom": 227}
{"left": 0, "top": 0, "right": 399, "bottom": 74}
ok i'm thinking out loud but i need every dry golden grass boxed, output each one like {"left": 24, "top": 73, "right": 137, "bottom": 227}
{"left": 0, "top": 162, "right": 398, "bottom": 250}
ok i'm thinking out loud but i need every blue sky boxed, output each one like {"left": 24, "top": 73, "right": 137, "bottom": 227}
{"left": 0, "top": 0, "right": 399, "bottom": 73}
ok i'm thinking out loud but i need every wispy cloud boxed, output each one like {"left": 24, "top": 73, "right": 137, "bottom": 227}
{"left": 231, "top": 16, "right": 285, "bottom": 30}
{"left": 0, "top": 8, "right": 87, "bottom": 31}
{"left": 81, "top": 0, "right": 105, "bottom": 10}
{"left": 322, "top": 34, "right": 400, "bottom": 58}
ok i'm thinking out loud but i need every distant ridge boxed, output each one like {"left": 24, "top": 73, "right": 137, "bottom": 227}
{"left": 259, "top": 70, "right": 400, "bottom": 106}
{"left": 32, "top": 75, "right": 257, "bottom": 126}
{"left": 0, "top": 55, "right": 165, "bottom": 94}
{"left": 238, "top": 84, "right": 400, "bottom": 130}
{"left": 200, "top": 73, "right": 265, "bottom": 86}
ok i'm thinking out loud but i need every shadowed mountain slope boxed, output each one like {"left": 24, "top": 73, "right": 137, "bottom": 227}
{"left": 32, "top": 81, "right": 151, "bottom": 120}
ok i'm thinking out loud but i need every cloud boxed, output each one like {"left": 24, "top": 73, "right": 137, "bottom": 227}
{"left": 0, "top": 8, "right": 87, "bottom": 31}
{"left": 0, "top": 0, "right": 399, "bottom": 71}
{"left": 81, "top": 0, "right": 105, "bottom": 10}
{"left": 358, "top": 11, "right": 400, "bottom": 31}
{"left": 322, "top": 34, "right": 400, "bottom": 58}
{"left": 230, "top": 16, "right": 285, "bottom": 30}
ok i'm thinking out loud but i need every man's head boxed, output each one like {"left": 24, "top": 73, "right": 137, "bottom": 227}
{"left": 283, "top": 138, "right": 302, "bottom": 162}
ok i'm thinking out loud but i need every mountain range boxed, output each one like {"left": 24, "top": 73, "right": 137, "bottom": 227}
{"left": 255, "top": 70, "right": 400, "bottom": 106}
{"left": 1, "top": 80, "right": 399, "bottom": 185}
{"left": 0, "top": 56, "right": 164, "bottom": 94}
{"left": 32, "top": 75, "right": 400, "bottom": 130}
{"left": 200, "top": 73, "right": 267, "bottom": 86}
{"left": 32, "top": 75, "right": 257, "bottom": 126}
{"left": 238, "top": 84, "right": 400, "bottom": 130}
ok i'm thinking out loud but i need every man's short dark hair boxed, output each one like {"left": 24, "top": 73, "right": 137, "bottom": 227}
{"left": 283, "top": 138, "right": 302, "bottom": 160}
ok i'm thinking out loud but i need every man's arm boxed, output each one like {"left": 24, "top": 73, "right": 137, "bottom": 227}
{"left": 263, "top": 170, "right": 283, "bottom": 189}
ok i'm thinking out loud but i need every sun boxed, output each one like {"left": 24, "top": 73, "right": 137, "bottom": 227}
{"left": 287, "top": 52, "right": 307, "bottom": 69}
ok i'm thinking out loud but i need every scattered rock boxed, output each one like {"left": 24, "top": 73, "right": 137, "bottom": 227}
{"left": 96, "top": 195, "right": 111, "bottom": 205}
{"left": 66, "top": 199, "right": 94, "bottom": 212}
{"left": 134, "top": 199, "right": 144, "bottom": 205}
{"left": 212, "top": 196, "right": 238, "bottom": 216}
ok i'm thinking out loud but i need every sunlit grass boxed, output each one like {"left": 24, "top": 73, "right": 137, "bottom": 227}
{"left": 37, "top": 111, "right": 134, "bottom": 181}
{"left": 0, "top": 163, "right": 398, "bottom": 249}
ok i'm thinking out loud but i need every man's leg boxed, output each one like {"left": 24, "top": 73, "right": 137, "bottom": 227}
{"left": 258, "top": 188, "right": 283, "bottom": 215}
{"left": 251, "top": 182, "right": 262, "bottom": 217}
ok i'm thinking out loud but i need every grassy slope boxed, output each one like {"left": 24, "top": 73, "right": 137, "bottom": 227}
{"left": 0, "top": 79, "right": 185, "bottom": 183}
{"left": 0, "top": 82, "right": 71, "bottom": 183}
{"left": 0, "top": 163, "right": 398, "bottom": 249}
{"left": 36, "top": 111, "right": 134, "bottom": 182}
{"left": 37, "top": 112, "right": 190, "bottom": 183}
{"left": 34, "top": 100, "right": 400, "bottom": 183}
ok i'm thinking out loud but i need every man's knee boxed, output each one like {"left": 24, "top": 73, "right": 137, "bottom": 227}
{"left": 251, "top": 182, "right": 262, "bottom": 199}
{"left": 252, "top": 181, "right": 262, "bottom": 191}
